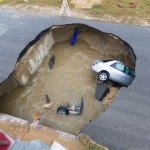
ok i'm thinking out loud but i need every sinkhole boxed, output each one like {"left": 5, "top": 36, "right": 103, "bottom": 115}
{"left": 0, "top": 24, "right": 136, "bottom": 135}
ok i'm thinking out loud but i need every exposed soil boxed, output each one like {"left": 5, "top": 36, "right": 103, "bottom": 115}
{"left": 72, "top": 0, "right": 102, "bottom": 9}
{"left": 0, "top": 118, "right": 108, "bottom": 150}
{"left": 78, "top": 134, "right": 108, "bottom": 150}
{"left": 0, "top": 2, "right": 137, "bottom": 150}
{"left": 0, "top": 119, "right": 84, "bottom": 150}
{"left": 0, "top": 0, "right": 149, "bottom": 26}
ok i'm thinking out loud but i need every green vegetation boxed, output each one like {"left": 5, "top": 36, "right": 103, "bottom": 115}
{"left": 92, "top": 4, "right": 103, "bottom": 10}
{"left": 86, "top": 144, "right": 104, "bottom": 150}
{"left": 79, "top": 134, "right": 105, "bottom": 150}
{"left": 1, "top": 0, "right": 150, "bottom": 18}
{"left": 90, "top": 0, "right": 150, "bottom": 18}
{"left": 0, "top": 0, "right": 149, "bottom": 24}
{"left": 0, "top": 0, "right": 74, "bottom": 7}
{"left": 1, "top": 0, "right": 62, "bottom": 6}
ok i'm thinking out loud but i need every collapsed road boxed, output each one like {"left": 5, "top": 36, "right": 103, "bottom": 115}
{"left": 0, "top": 22, "right": 136, "bottom": 135}
{"left": 1, "top": 8, "right": 150, "bottom": 150}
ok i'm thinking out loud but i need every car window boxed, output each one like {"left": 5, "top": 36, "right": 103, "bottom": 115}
{"left": 125, "top": 66, "right": 135, "bottom": 77}
{"left": 111, "top": 62, "right": 125, "bottom": 72}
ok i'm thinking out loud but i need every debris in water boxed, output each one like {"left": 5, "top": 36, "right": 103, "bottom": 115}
{"left": 71, "top": 27, "right": 79, "bottom": 45}
{"left": 49, "top": 55, "right": 55, "bottom": 69}
{"left": 57, "top": 97, "right": 84, "bottom": 115}
{"left": 43, "top": 94, "right": 53, "bottom": 109}
{"left": 31, "top": 110, "right": 43, "bottom": 128}
{"left": 95, "top": 83, "right": 110, "bottom": 101}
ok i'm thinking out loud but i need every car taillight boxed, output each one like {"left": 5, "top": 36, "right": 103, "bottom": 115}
{"left": 94, "top": 60, "right": 100, "bottom": 65}
{"left": 93, "top": 62, "right": 97, "bottom": 66}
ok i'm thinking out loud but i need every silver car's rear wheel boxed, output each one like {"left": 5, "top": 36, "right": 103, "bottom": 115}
{"left": 99, "top": 71, "right": 109, "bottom": 82}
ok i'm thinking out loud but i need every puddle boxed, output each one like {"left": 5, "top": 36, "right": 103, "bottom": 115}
{"left": 0, "top": 39, "right": 115, "bottom": 134}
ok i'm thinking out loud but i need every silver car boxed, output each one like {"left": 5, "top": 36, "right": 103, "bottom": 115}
{"left": 92, "top": 60, "right": 135, "bottom": 87}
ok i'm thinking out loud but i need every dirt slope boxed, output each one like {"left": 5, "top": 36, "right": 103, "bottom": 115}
{"left": 0, "top": 0, "right": 149, "bottom": 26}
{"left": 72, "top": 0, "right": 102, "bottom": 8}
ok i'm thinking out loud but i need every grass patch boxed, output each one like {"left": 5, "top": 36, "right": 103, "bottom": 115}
{"left": 79, "top": 134, "right": 105, "bottom": 150}
{"left": 0, "top": 0, "right": 149, "bottom": 23}
{"left": 90, "top": 0, "right": 150, "bottom": 18}
{"left": 0, "top": 0, "right": 74, "bottom": 7}
{"left": 92, "top": 3, "right": 103, "bottom": 9}
{"left": 86, "top": 144, "right": 104, "bottom": 150}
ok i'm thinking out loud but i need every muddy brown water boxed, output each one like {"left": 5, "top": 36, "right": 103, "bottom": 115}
{"left": 0, "top": 39, "right": 115, "bottom": 135}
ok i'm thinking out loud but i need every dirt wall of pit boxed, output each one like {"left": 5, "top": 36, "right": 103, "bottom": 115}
{"left": 13, "top": 31, "right": 54, "bottom": 85}
{"left": 0, "top": 24, "right": 136, "bottom": 96}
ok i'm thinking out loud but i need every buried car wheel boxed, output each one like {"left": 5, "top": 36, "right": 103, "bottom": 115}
{"left": 57, "top": 106, "right": 69, "bottom": 115}
{"left": 99, "top": 71, "right": 109, "bottom": 82}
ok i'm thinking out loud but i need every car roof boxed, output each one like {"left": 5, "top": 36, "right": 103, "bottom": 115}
{"left": 103, "top": 60, "right": 124, "bottom": 64}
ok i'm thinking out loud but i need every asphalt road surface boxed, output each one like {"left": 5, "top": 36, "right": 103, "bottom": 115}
{"left": 0, "top": 8, "right": 150, "bottom": 150}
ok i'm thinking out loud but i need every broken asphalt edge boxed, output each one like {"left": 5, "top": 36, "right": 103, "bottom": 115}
{"left": 0, "top": 112, "right": 109, "bottom": 150}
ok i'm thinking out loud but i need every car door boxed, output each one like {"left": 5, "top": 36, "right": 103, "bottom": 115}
{"left": 109, "top": 62, "right": 129, "bottom": 85}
